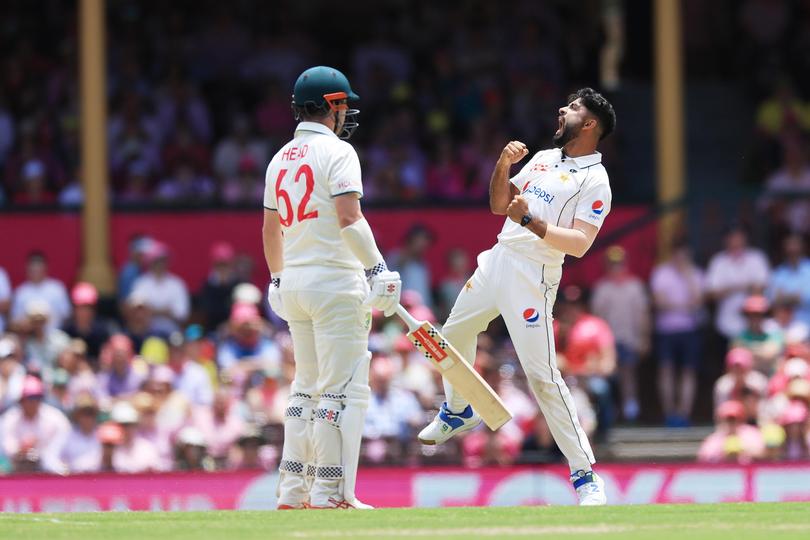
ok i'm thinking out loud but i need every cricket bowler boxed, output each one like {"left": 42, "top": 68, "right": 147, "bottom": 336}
{"left": 419, "top": 88, "right": 616, "bottom": 506}
{"left": 262, "top": 66, "right": 402, "bottom": 509}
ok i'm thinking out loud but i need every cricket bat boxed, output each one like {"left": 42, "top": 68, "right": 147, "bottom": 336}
{"left": 395, "top": 304, "right": 512, "bottom": 430}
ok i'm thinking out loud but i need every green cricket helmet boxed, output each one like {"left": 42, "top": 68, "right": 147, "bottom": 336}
{"left": 292, "top": 66, "right": 360, "bottom": 139}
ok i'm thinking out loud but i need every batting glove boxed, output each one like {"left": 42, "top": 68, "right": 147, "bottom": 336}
{"left": 267, "top": 276, "right": 288, "bottom": 321}
{"left": 365, "top": 264, "right": 401, "bottom": 317}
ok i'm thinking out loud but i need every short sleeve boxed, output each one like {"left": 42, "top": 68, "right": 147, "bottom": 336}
{"left": 328, "top": 144, "right": 363, "bottom": 197}
{"left": 509, "top": 152, "right": 544, "bottom": 190}
{"left": 263, "top": 164, "right": 277, "bottom": 211}
{"left": 574, "top": 175, "right": 612, "bottom": 229}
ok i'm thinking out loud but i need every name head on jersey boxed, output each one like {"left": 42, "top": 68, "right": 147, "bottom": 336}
{"left": 292, "top": 66, "right": 360, "bottom": 139}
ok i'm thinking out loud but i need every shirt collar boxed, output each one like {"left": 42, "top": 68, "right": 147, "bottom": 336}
{"left": 295, "top": 121, "right": 338, "bottom": 138}
{"left": 559, "top": 149, "right": 602, "bottom": 168}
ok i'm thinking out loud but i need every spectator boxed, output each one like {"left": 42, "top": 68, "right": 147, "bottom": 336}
{"left": 697, "top": 400, "right": 765, "bottom": 464}
{"left": 732, "top": 295, "right": 784, "bottom": 375}
{"left": 96, "top": 334, "right": 146, "bottom": 403}
{"left": 123, "top": 290, "right": 163, "bottom": 352}
{"left": 130, "top": 241, "right": 190, "bottom": 334}
{"left": 768, "top": 233, "right": 810, "bottom": 326}
{"left": 650, "top": 239, "right": 705, "bottom": 427}
{"left": 167, "top": 331, "right": 213, "bottom": 407}
{"left": 155, "top": 160, "right": 216, "bottom": 204}
{"left": 13, "top": 159, "right": 57, "bottom": 205}
{"left": 97, "top": 421, "right": 124, "bottom": 472}
{"left": 212, "top": 116, "right": 267, "bottom": 181}
{"left": 132, "top": 391, "right": 173, "bottom": 471}
{"left": 714, "top": 347, "right": 769, "bottom": 411}
{"left": 759, "top": 138, "right": 810, "bottom": 234}
{"left": 60, "top": 393, "right": 101, "bottom": 473}
{"left": 193, "top": 389, "right": 245, "bottom": 468}
{"left": 706, "top": 224, "right": 770, "bottom": 342}
{"left": 0, "top": 375, "right": 70, "bottom": 473}
{"left": 765, "top": 297, "right": 810, "bottom": 345}
{"left": 437, "top": 248, "right": 471, "bottom": 320}
{"left": 520, "top": 411, "right": 565, "bottom": 464}
{"left": 62, "top": 282, "right": 113, "bottom": 364}
{"left": 0, "top": 265, "right": 10, "bottom": 334}
{"left": 56, "top": 339, "right": 98, "bottom": 407}
{"left": 174, "top": 426, "right": 214, "bottom": 471}
{"left": 10, "top": 251, "right": 71, "bottom": 330}
{"left": 217, "top": 303, "right": 281, "bottom": 383}
{"left": 22, "top": 300, "right": 70, "bottom": 380}
{"left": 555, "top": 286, "right": 616, "bottom": 439}
{"left": 778, "top": 398, "right": 809, "bottom": 460}
{"left": 143, "top": 365, "right": 193, "bottom": 437}
{"left": 0, "top": 336, "right": 25, "bottom": 412}
{"left": 391, "top": 335, "right": 437, "bottom": 409}
{"left": 228, "top": 424, "right": 274, "bottom": 470}
{"left": 590, "top": 246, "right": 650, "bottom": 422}
{"left": 117, "top": 235, "right": 153, "bottom": 304}
{"left": 220, "top": 155, "right": 264, "bottom": 205}
{"left": 184, "top": 324, "right": 218, "bottom": 390}
{"left": 363, "top": 356, "right": 422, "bottom": 464}
{"left": 109, "top": 400, "right": 162, "bottom": 473}
{"left": 388, "top": 224, "right": 434, "bottom": 310}
{"left": 199, "top": 242, "right": 239, "bottom": 329}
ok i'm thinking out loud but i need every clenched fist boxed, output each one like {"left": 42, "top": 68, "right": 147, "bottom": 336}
{"left": 506, "top": 195, "right": 530, "bottom": 223}
{"left": 498, "top": 140, "right": 529, "bottom": 166}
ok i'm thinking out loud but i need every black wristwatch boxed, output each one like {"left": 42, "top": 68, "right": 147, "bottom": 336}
{"left": 520, "top": 214, "right": 533, "bottom": 227}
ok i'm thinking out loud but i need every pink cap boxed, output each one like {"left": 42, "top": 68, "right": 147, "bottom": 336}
{"left": 71, "top": 282, "right": 98, "bottom": 306}
{"left": 401, "top": 290, "right": 424, "bottom": 308}
{"left": 726, "top": 347, "right": 754, "bottom": 370}
{"left": 97, "top": 422, "right": 124, "bottom": 445}
{"left": 150, "top": 364, "right": 175, "bottom": 385}
{"left": 144, "top": 241, "right": 170, "bottom": 264}
{"left": 410, "top": 305, "right": 436, "bottom": 323}
{"left": 717, "top": 400, "right": 746, "bottom": 421}
{"left": 231, "top": 302, "right": 260, "bottom": 324}
{"left": 107, "top": 334, "right": 134, "bottom": 356}
{"left": 210, "top": 242, "right": 235, "bottom": 263}
{"left": 394, "top": 334, "right": 415, "bottom": 353}
{"left": 21, "top": 375, "right": 45, "bottom": 399}
{"left": 742, "top": 295, "right": 769, "bottom": 314}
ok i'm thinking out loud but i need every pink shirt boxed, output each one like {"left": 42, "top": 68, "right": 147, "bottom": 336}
{"left": 697, "top": 425, "right": 765, "bottom": 464}
{"left": 112, "top": 437, "right": 162, "bottom": 473}
{"left": 0, "top": 403, "right": 70, "bottom": 473}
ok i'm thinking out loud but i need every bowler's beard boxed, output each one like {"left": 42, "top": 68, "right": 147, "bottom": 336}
{"left": 553, "top": 122, "right": 580, "bottom": 148}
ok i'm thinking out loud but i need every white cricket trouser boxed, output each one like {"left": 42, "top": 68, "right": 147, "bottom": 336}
{"left": 278, "top": 267, "right": 371, "bottom": 506}
{"left": 443, "top": 243, "right": 596, "bottom": 472}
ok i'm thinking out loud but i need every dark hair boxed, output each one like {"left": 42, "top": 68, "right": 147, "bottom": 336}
{"left": 568, "top": 88, "right": 616, "bottom": 140}
{"left": 27, "top": 250, "right": 46, "bottom": 263}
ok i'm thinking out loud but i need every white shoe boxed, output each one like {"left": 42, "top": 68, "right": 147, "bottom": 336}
{"left": 418, "top": 402, "right": 482, "bottom": 445}
{"left": 310, "top": 497, "right": 373, "bottom": 509}
{"left": 572, "top": 470, "right": 607, "bottom": 506}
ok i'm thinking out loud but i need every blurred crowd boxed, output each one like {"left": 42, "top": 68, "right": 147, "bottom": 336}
{"left": 2, "top": 215, "right": 810, "bottom": 474}
{"left": 0, "top": 0, "right": 617, "bottom": 208}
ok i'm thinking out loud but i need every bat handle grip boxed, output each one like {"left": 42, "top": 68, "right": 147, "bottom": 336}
{"left": 394, "top": 304, "right": 420, "bottom": 332}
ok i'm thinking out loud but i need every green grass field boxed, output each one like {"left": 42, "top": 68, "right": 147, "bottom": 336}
{"left": 1, "top": 503, "right": 809, "bottom": 540}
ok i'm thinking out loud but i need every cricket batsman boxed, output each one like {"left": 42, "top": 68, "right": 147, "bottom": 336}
{"left": 418, "top": 88, "right": 616, "bottom": 506}
{"left": 262, "top": 66, "right": 402, "bottom": 509}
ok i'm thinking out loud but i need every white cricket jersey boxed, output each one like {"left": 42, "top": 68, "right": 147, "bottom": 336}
{"left": 497, "top": 148, "right": 612, "bottom": 266}
{"left": 264, "top": 122, "right": 364, "bottom": 272}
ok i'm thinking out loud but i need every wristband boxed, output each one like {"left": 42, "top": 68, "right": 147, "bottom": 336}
{"left": 520, "top": 214, "right": 532, "bottom": 227}
{"left": 271, "top": 277, "right": 281, "bottom": 288}
{"left": 365, "top": 261, "right": 388, "bottom": 280}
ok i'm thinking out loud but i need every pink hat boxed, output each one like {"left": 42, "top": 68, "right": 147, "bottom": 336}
{"left": 97, "top": 422, "right": 124, "bottom": 445}
{"left": 717, "top": 400, "right": 746, "bottom": 421}
{"left": 231, "top": 302, "right": 260, "bottom": 324}
{"left": 21, "top": 375, "right": 45, "bottom": 399}
{"left": 210, "top": 242, "right": 235, "bottom": 263}
{"left": 394, "top": 334, "right": 415, "bottom": 353}
{"left": 726, "top": 347, "right": 754, "bottom": 370}
{"left": 401, "top": 290, "right": 424, "bottom": 309}
{"left": 144, "top": 241, "right": 170, "bottom": 264}
{"left": 410, "top": 304, "right": 436, "bottom": 323}
{"left": 779, "top": 400, "right": 809, "bottom": 426}
{"left": 742, "top": 295, "right": 769, "bottom": 314}
{"left": 150, "top": 364, "right": 175, "bottom": 385}
{"left": 71, "top": 282, "right": 98, "bottom": 306}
